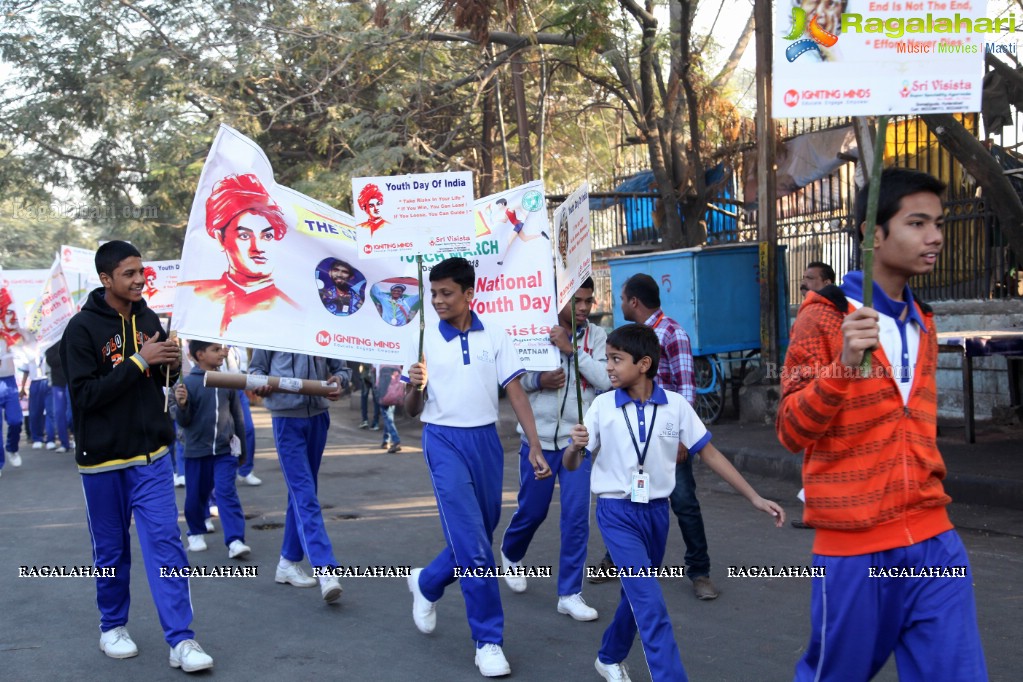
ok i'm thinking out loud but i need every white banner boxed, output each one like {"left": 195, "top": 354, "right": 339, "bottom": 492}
{"left": 0, "top": 271, "right": 29, "bottom": 351}
{"left": 141, "top": 260, "right": 180, "bottom": 314}
{"left": 353, "top": 172, "right": 476, "bottom": 259}
{"left": 0, "top": 269, "right": 48, "bottom": 320}
{"left": 773, "top": 1, "right": 986, "bottom": 117}
{"left": 171, "top": 125, "right": 420, "bottom": 364}
{"left": 453, "top": 181, "right": 559, "bottom": 370}
{"left": 59, "top": 244, "right": 102, "bottom": 301}
{"left": 554, "top": 183, "right": 593, "bottom": 312}
{"left": 25, "top": 259, "right": 75, "bottom": 350}
{"left": 173, "top": 126, "right": 560, "bottom": 370}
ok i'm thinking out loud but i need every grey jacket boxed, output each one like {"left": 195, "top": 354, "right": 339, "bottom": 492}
{"left": 248, "top": 351, "right": 349, "bottom": 418}
{"left": 172, "top": 366, "right": 246, "bottom": 459}
{"left": 518, "top": 322, "right": 611, "bottom": 450}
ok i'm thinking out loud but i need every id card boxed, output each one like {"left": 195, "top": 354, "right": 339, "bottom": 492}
{"left": 630, "top": 472, "right": 650, "bottom": 504}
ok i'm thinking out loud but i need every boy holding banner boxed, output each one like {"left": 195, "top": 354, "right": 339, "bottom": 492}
{"left": 172, "top": 340, "right": 251, "bottom": 560}
{"left": 403, "top": 257, "right": 549, "bottom": 678}
{"left": 248, "top": 350, "right": 348, "bottom": 604}
{"left": 500, "top": 277, "right": 610, "bottom": 621}
{"left": 60, "top": 241, "right": 213, "bottom": 672}
{"left": 777, "top": 168, "right": 987, "bottom": 680}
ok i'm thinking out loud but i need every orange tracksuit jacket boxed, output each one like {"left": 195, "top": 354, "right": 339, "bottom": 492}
{"left": 775, "top": 288, "right": 952, "bottom": 556}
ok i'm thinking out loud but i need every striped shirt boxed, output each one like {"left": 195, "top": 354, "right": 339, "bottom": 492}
{"left": 644, "top": 310, "right": 695, "bottom": 406}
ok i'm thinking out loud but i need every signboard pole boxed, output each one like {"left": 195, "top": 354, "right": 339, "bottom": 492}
{"left": 570, "top": 295, "right": 582, "bottom": 422}
{"left": 755, "top": 0, "right": 779, "bottom": 372}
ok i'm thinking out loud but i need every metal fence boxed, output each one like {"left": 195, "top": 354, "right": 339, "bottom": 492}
{"left": 553, "top": 110, "right": 1022, "bottom": 319}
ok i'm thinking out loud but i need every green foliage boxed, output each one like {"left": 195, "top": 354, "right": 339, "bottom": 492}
{"left": 0, "top": 199, "right": 96, "bottom": 269}
{"left": 0, "top": 0, "right": 745, "bottom": 253}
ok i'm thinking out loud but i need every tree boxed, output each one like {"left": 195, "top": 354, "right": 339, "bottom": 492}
{"left": 0, "top": 200, "right": 96, "bottom": 269}
{"left": 1, "top": 0, "right": 749, "bottom": 255}
{"left": 423, "top": 0, "right": 752, "bottom": 248}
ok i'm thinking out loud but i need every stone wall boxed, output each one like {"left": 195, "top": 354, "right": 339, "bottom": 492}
{"left": 930, "top": 299, "right": 1023, "bottom": 422}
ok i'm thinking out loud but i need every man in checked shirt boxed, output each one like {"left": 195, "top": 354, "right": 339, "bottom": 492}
{"left": 619, "top": 273, "right": 718, "bottom": 601}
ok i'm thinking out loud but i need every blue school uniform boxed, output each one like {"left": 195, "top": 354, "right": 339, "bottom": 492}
{"left": 402, "top": 312, "right": 524, "bottom": 646}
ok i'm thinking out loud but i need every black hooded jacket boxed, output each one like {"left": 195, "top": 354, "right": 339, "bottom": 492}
{"left": 60, "top": 287, "right": 178, "bottom": 471}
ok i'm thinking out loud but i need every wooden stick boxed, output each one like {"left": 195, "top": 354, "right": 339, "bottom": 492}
{"left": 571, "top": 295, "right": 583, "bottom": 423}
{"left": 860, "top": 115, "right": 890, "bottom": 377}
{"left": 164, "top": 330, "right": 177, "bottom": 412}
{"left": 417, "top": 254, "right": 426, "bottom": 391}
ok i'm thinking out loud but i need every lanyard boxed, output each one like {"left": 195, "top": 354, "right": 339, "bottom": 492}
{"left": 622, "top": 403, "right": 658, "bottom": 473}
{"left": 649, "top": 311, "right": 665, "bottom": 329}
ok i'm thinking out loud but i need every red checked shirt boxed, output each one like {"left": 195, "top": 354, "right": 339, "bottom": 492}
{"left": 645, "top": 310, "right": 696, "bottom": 406}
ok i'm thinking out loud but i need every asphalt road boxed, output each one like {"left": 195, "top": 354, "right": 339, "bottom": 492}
{"left": 1, "top": 399, "right": 1020, "bottom": 681}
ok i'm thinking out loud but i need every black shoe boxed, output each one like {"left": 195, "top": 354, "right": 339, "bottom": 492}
{"left": 380, "top": 442, "right": 389, "bottom": 449}
{"left": 388, "top": 444, "right": 402, "bottom": 453}
{"left": 541, "top": 231, "right": 550, "bottom": 240}
{"left": 588, "top": 555, "right": 616, "bottom": 584}
{"left": 790, "top": 519, "right": 813, "bottom": 529}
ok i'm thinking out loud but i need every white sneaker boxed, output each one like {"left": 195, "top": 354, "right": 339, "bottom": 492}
{"left": 204, "top": 518, "right": 215, "bottom": 532}
{"left": 237, "top": 473, "right": 262, "bottom": 486}
{"left": 275, "top": 560, "right": 317, "bottom": 587}
{"left": 99, "top": 626, "right": 138, "bottom": 659}
{"left": 557, "top": 593, "right": 599, "bottom": 621}
{"left": 227, "top": 540, "right": 251, "bottom": 560}
{"left": 169, "top": 638, "right": 213, "bottom": 672}
{"left": 595, "top": 658, "right": 631, "bottom": 681}
{"left": 501, "top": 551, "right": 526, "bottom": 593}
{"left": 9, "top": 452, "right": 22, "bottom": 467}
{"left": 32, "top": 441, "right": 43, "bottom": 450}
{"left": 187, "top": 535, "right": 207, "bottom": 552}
{"left": 173, "top": 474, "right": 185, "bottom": 488}
{"left": 319, "top": 576, "right": 343, "bottom": 603}
{"left": 407, "top": 567, "right": 437, "bottom": 634}
{"left": 474, "top": 643, "right": 511, "bottom": 677}
{"left": 45, "top": 441, "right": 56, "bottom": 450}
{"left": 55, "top": 446, "right": 67, "bottom": 453}
{"left": 208, "top": 505, "right": 219, "bottom": 517}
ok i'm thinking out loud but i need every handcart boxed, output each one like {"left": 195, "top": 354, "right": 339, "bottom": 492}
{"left": 608, "top": 244, "right": 789, "bottom": 424}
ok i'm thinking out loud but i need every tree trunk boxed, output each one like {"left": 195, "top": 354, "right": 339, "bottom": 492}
{"left": 921, "top": 113, "right": 1023, "bottom": 261}
{"left": 510, "top": 52, "right": 534, "bottom": 183}
{"left": 480, "top": 75, "right": 496, "bottom": 197}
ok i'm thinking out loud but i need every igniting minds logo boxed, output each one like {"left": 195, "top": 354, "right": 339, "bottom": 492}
{"left": 784, "top": 2, "right": 845, "bottom": 62}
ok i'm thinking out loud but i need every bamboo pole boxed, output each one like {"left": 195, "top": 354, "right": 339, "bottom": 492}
{"left": 859, "top": 115, "right": 890, "bottom": 377}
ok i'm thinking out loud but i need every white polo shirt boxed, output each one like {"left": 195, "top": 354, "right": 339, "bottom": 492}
{"left": 401, "top": 312, "right": 524, "bottom": 427}
{"left": 585, "top": 385, "right": 711, "bottom": 499}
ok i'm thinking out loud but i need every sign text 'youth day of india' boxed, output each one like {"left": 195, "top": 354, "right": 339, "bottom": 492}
{"left": 773, "top": 0, "right": 987, "bottom": 117}
{"left": 352, "top": 172, "right": 475, "bottom": 259}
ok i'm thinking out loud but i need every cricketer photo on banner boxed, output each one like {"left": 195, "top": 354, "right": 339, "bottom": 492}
{"left": 352, "top": 171, "right": 476, "bottom": 259}
{"left": 172, "top": 124, "right": 419, "bottom": 364}
{"left": 553, "top": 182, "right": 593, "bottom": 312}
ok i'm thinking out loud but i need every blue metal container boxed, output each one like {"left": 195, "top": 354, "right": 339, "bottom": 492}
{"left": 608, "top": 244, "right": 789, "bottom": 357}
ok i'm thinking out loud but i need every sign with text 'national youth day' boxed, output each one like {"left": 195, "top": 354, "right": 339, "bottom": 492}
{"left": 352, "top": 172, "right": 476, "bottom": 259}
{"left": 773, "top": 0, "right": 988, "bottom": 117}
